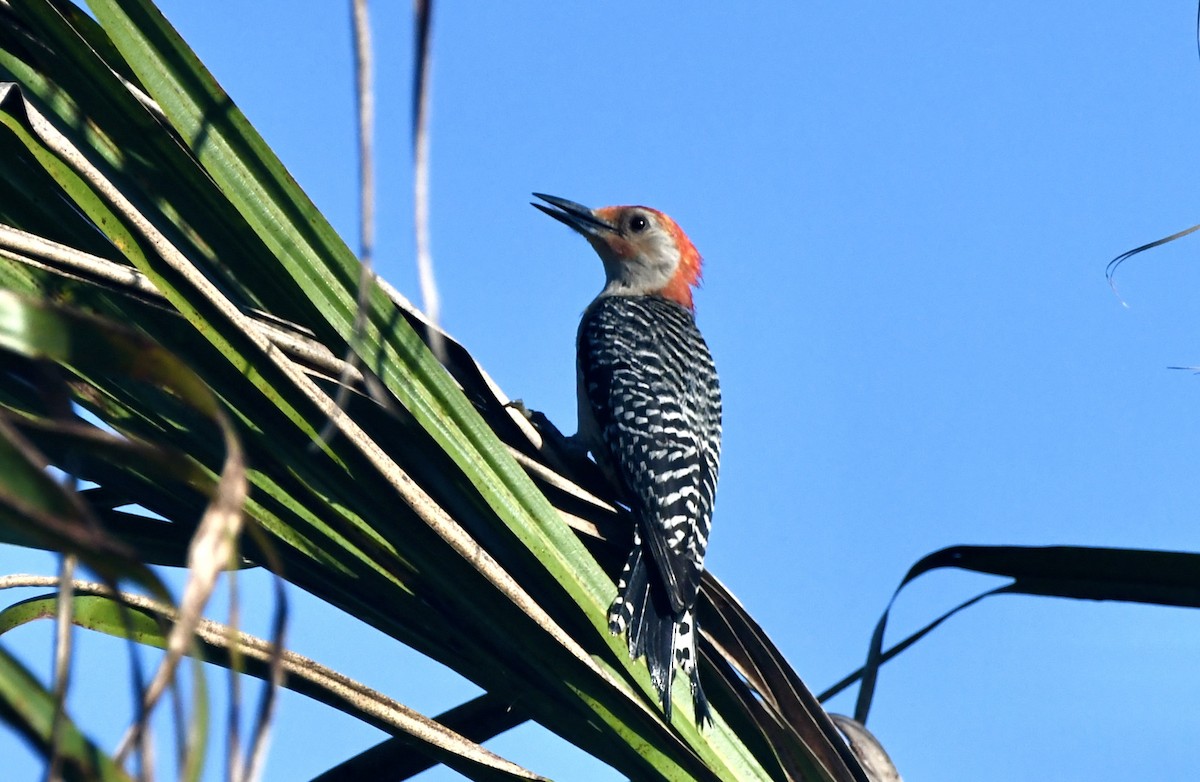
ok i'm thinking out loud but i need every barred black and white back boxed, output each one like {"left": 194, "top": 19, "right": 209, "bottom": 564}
{"left": 576, "top": 294, "right": 722, "bottom": 724}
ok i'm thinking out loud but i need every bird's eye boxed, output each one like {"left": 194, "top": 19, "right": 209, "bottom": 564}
{"left": 629, "top": 215, "right": 648, "bottom": 233}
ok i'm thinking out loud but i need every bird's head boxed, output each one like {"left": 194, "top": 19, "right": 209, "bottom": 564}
{"left": 533, "top": 193, "right": 703, "bottom": 310}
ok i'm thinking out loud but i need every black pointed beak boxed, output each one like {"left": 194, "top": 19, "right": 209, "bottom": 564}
{"left": 531, "top": 193, "right": 617, "bottom": 238}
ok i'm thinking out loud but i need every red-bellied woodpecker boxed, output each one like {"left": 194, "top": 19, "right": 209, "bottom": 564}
{"left": 532, "top": 193, "right": 721, "bottom": 726}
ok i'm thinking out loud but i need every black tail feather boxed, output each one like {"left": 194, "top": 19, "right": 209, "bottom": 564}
{"left": 608, "top": 544, "right": 682, "bottom": 722}
{"left": 690, "top": 666, "right": 711, "bottom": 728}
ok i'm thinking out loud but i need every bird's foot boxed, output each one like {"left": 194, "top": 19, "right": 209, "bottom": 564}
{"left": 506, "top": 400, "right": 591, "bottom": 468}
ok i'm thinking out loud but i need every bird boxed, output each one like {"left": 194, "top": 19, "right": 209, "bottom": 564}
{"left": 532, "top": 193, "right": 722, "bottom": 726}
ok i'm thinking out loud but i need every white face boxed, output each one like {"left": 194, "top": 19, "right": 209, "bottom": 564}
{"left": 589, "top": 208, "right": 680, "bottom": 296}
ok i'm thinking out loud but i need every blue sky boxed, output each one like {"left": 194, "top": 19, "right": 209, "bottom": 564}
{"left": 6, "top": 2, "right": 1200, "bottom": 780}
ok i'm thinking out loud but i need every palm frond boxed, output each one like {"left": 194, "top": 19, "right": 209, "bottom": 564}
{"left": 0, "top": 2, "right": 873, "bottom": 779}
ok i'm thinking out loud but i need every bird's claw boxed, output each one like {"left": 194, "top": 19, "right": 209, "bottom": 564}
{"left": 506, "top": 400, "right": 591, "bottom": 466}
{"left": 505, "top": 398, "right": 535, "bottom": 420}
